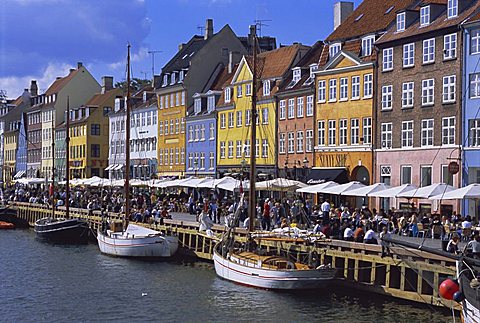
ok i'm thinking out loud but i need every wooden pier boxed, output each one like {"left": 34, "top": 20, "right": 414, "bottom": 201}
{"left": 11, "top": 202, "right": 458, "bottom": 309}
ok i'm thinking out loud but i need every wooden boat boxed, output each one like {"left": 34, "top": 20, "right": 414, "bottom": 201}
{"left": 34, "top": 217, "right": 89, "bottom": 244}
{"left": 0, "top": 221, "right": 15, "bottom": 229}
{"left": 97, "top": 223, "right": 178, "bottom": 257}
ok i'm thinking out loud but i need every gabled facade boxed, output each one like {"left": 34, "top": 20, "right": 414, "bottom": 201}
{"left": 26, "top": 91, "right": 43, "bottom": 178}
{"left": 108, "top": 98, "right": 127, "bottom": 180}
{"left": 375, "top": 0, "right": 479, "bottom": 214}
{"left": 216, "top": 44, "right": 308, "bottom": 178}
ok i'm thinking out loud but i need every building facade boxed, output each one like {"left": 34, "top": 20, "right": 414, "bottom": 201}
{"left": 26, "top": 93, "right": 43, "bottom": 178}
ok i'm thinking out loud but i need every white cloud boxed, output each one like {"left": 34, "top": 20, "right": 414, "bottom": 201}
{"left": 0, "top": 62, "right": 74, "bottom": 98}
{"left": 108, "top": 46, "right": 149, "bottom": 71}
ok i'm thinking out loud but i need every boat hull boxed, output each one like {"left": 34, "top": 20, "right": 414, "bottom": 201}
{"left": 97, "top": 230, "right": 178, "bottom": 258}
{"left": 213, "top": 248, "right": 336, "bottom": 290}
{"left": 34, "top": 218, "right": 89, "bottom": 244}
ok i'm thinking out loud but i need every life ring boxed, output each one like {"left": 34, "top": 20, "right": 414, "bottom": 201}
{"left": 309, "top": 250, "right": 320, "bottom": 268}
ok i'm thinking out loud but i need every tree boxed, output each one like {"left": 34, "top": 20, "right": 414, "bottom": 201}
{"left": 114, "top": 78, "right": 151, "bottom": 92}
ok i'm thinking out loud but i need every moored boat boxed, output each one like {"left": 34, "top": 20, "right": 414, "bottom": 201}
{"left": 34, "top": 217, "right": 89, "bottom": 244}
{"left": 0, "top": 221, "right": 15, "bottom": 229}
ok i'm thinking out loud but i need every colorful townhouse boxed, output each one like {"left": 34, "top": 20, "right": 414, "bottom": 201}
{"left": 375, "top": 0, "right": 480, "bottom": 215}
{"left": 216, "top": 43, "right": 308, "bottom": 178}
{"left": 40, "top": 62, "right": 100, "bottom": 181}
{"left": 26, "top": 91, "right": 43, "bottom": 179}
{"left": 108, "top": 97, "right": 127, "bottom": 180}
{"left": 54, "top": 125, "right": 67, "bottom": 181}
{"left": 156, "top": 19, "right": 251, "bottom": 178}
{"left": 66, "top": 78, "right": 120, "bottom": 179}
{"left": 313, "top": 0, "right": 413, "bottom": 189}
{"left": 462, "top": 11, "right": 480, "bottom": 217}
{"left": 276, "top": 41, "right": 323, "bottom": 183}
{"left": 0, "top": 93, "right": 16, "bottom": 184}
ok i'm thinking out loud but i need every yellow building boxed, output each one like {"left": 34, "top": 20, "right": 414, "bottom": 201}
{"left": 4, "top": 130, "right": 18, "bottom": 183}
{"left": 314, "top": 51, "right": 374, "bottom": 184}
{"left": 68, "top": 87, "right": 121, "bottom": 178}
{"left": 217, "top": 45, "right": 305, "bottom": 177}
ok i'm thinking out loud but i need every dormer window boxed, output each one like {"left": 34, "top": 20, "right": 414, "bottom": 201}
{"left": 225, "top": 87, "right": 231, "bottom": 103}
{"left": 397, "top": 12, "right": 406, "bottom": 32}
{"left": 310, "top": 64, "right": 318, "bottom": 78}
{"left": 361, "top": 35, "right": 375, "bottom": 56}
{"left": 179, "top": 70, "right": 185, "bottom": 82}
{"left": 420, "top": 6, "right": 430, "bottom": 26}
{"left": 329, "top": 43, "right": 341, "bottom": 58}
{"left": 447, "top": 0, "right": 458, "bottom": 19}
{"left": 143, "top": 91, "right": 147, "bottom": 102}
{"left": 207, "top": 96, "right": 215, "bottom": 112}
{"left": 292, "top": 68, "right": 301, "bottom": 83}
{"left": 194, "top": 98, "right": 201, "bottom": 114}
{"left": 263, "top": 80, "right": 271, "bottom": 96}
{"left": 170, "top": 72, "right": 176, "bottom": 85}
{"left": 162, "top": 74, "right": 169, "bottom": 86}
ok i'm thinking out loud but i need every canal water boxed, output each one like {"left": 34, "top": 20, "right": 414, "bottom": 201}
{"left": 1, "top": 229, "right": 454, "bottom": 322}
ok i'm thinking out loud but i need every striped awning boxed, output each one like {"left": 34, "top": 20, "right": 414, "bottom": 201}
{"left": 105, "top": 164, "right": 116, "bottom": 171}
{"left": 113, "top": 164, "right": 124, "bottom": 170}
{"left": 13, "top": 170, "right": 26, "bottom": 179}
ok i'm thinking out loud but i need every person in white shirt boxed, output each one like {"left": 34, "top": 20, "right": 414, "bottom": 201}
{"left": 321, "top": 200, "right": 331, "bottom": 225}
{"left": 462, "top": 216, "right": 473, "bottom": 229}
{"left": 364, "top": 227, "right": 378, "bottom": 245}
{"left": 380, "top": 226, "right": 391, "bottom": 257}
{"left": 343, "top": 224, "right": 354, "bottom": 241}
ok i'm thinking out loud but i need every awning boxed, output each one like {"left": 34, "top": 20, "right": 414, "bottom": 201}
{"left": 105, "top": 164, "right": 116, "bottom": 171}
{"left": 114, "top": 164, "right": 123, "bottom": 170}
{"left": 306, "top": 168, "right": 349, "bottom": 185}
{"left": 13, "top": 170, "right": 26, "bottom": 179}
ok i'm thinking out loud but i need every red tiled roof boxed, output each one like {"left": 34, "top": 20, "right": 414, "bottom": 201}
{"left": 45, "top": 68, "right": 80, "bottom": 96}
{"left": 86, "top": 88, "right": 122, "bottom": 107}
{"left": 326, "top": 0, "right": 414, "bottom": 42}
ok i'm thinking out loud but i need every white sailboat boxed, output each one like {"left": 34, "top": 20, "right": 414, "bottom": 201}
{"left": 97, "top": 44, "right": 178, "bottom": 258}
{"left": 213, "top": 27, "right": 336, "bottom": 289}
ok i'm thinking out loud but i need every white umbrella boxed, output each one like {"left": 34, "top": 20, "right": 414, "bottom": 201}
{"left": 321, "top": 181, "right": 366, "bottom": 195}
{"left": 256, "top": 178, "right": 307, "bottom": 192}
{"left": 217, "top": 178, "right": 250, "bottom": 192}
{"left": 197, "top": 177, "right": 233, "bottom": 189}
{"left": 430, "top": 183, "right": 480, "bottom": 200}
{"left": 342, "top": 183, "right": 391, "bottom": 197}
{"left": 181, "top": 177, "right": 213, "bottom": 188}
{"left": 398, "top": 183, "right": 455, "bottom": 199}
{"left": 296, "top": 181, "right": 339, "bottom": 194}
{"left": 369, "top": 184, "right": 417, "bottom": 198}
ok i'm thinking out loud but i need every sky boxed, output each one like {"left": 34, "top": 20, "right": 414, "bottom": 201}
{"left": 0, "top": 0, "right": 362, "bottom": 99}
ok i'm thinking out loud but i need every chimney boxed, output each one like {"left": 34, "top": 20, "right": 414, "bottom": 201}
{"left": 228, "top": 51, "right": 242, "bottom": 74}
{"left": 70, "top": 68, "right": 75, "bottom": 73}
{"left": 30, "top": 80, "right": 38, "bottom": 97}
{"left": 77, "top": 62, "right": 83, "bottom": 69}
{"left": 204, "top": 18, "right": 213, "bottom": 40}
{"left": 178, "top": 43, "right": 185, "bottom": 51}
{"left": 334, "top": 1, "right": 354, "bottom": 30}
{"left": 101, "top": 76, "right": 114, "bottom": 94}
{"left": 153, "top": 75, "right": 161, "bottom": 89}
{"left": 248, "top": 25, "right": 257, "bottom": 52}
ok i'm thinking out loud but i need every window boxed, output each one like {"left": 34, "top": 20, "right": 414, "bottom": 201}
{"left": 225, "top": 88, "right": 231, "bottom": 103}
{"left": 228, "top": 141, "right": 233, "bottom": 158}
{"left": 187, "top": 125, "right": 192, "bottom": 141}
{"left": 328, "top": 120, "right": 336, "bottom": 146}
{"left": 329, "top": 43, "right": 341, "bottom": 58}
{"left": 237, "top": 85, "right": 242, "bottom": 97}
{"left": 279, "top": 133, "right": 286, "bottom": 154}
{"left": 351, "top": 119, "right": 359, "bottom": 145}
{"left": 194, "top": 125, "right": 199, "bottom": 141}
{"left": 443, "top": 75, "right": 456, "bottom": 103}
{"left": 279, "top": 100, "right": 286, "bottom": 119}
{"left": 402, "top": 121, "right": 414, "bottom": 148}
{"left": 153, "top": 111, "right": 157, "bottom": 125}
{"left": 170, "top": 94, "right": 174, "bottom": 107}
{"left": 364, "top": 74, "right": 373, "bottom": 98}
{"left": 200, "top": 124, "right": 205, "bottom": 140}
{"left": 397, "top": 12, "right": 406, "bottom": 32}
{"left": 262, "top": 139, "right": 268, "bottom": 158}
{"left": 236, "top": 111, "right": 242, "bottom": 127}
{"left": 91, "top": 144, "right": 100, "bottom": 157}
{"left": 420, "top": 6, "right": 430, "bottom": 26}
{"left": 363, "top": 117, "right": 372, "bottom": 145}
{"left": 292, "top": 68, "right": 301, "bottom": 83}
{"left": 181, "top": 91, "right": 185, "bottom": 106}
{"left": 403, "top": 43, "right": 415, "bottom": 67}
{"left": 246, "top": 83, "right": 252, "bottom": 96}
{"left": 244, "top": 139, "right": 251, "bottom": 157}
{"left": 339, "top": 119, "right": 348, "bottom": 145}
{"left": 297, "top": 97, "right": 304, "bottom": 117}
{"left": 262, "top": 108, "right": 269, "bottom": 124}
{"left": 91, "top": 124, "right": 100, "bottom": 136}
{"left": 170, "top": 119, "right": 174, "bottom": 133}
{"left": 246, "top": 110, "right": 251, "bottom": 126}
{"left": 470, "top": 73, "right": 480, "bottom": 98}
{"left": 287, "top": 132, "right": 295, "bottom": 153}
{"left": 361, "top": 36, "right": 375, "bottom": 56}
{"left": 423, "top": 38, "right": 435, "bottom": 64}
{"left": 443, "top": 33, "right": 457, "bottom": 61}
{"left": 421, "top": 166, "right": 432, "bottom": 187}
{"left": 442, "top": 165, "right": 454, "bottom": 186}
{"left": 401, "top": 165, "right": 412, "bottom": 184}
{"left": 447, "top": 0, "right": 458, "bottom": 19}
{"left": 306, "top": 95, "right": 314, "bottom": 116}
{"left": 422, "top": 79, "right": 435, "bottom": 106}
{"left": 381, "top": 123, "right": 392, "bottom": 149}
{"left": 340, "top": 77, "right": 348, "bottom": 100}
{"left": 329, "top": 79, "right": 337, "bottom": 102}
{"left": 318, "top": 80, "right": 326, "bottom": 102}
{"left": 442, "top": 116, "right": 455, "bottom": 145}
{"left": 318, "top": 120, "right": 325, "bottom": 146}
{"left": 220, "top": 113, "right": 226, "bottom": 129}
{"left": 351, "top": 76, "right": 360, "bottom": 99}
{"left": 209, "top": 152, "right": 214, "bottom": 169}
{"left": 207, "top": 96, "right": 215, "bottom": 112}
{"left": 220, "top": 142, "right": 225, "bottom": 158}
{"left": 255, "top": 139, "right": 259, "bottom": 158}
{"left": 288, "top": 98, "right": 295, "bottom": 119}
{"left": 421, "top": 119, "right": 434, "bottom": 147}
{"left": 193, "top": 98, "right": 201, "bottom": 113}
{"left": 402, "top": 82, "right": 414, "bottom": 108}
{"left": 382, "top": 85, "right": 393, "bottom": 110}
{"left": 306, "top": 130, "right": 313, "bottom": 152}
{"left": 228, "top": 112, "right": 234, "bottom": 128}
{"left": 472, "top": 30, "right": 480, "bottom": 55}
{"left": 263, "top": 80, "right": 271, "bottom": 96}
{"left": 147, "top": 112, "right": 152, "bottom": 125}
{"left": 209, "top": 122, "right": 215, "bottom": 140}
{"left": 469, "top": 119, "right": 480, "bottom": 146}
{"left": 297, "top": 131, "right": 304, "bottom": 152}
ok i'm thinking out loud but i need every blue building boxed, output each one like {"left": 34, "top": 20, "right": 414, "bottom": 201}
{"left": 462, "top": 15, "right": 480, "bottom": 218}
{"left": 185, "top": 67, "right": 228, "bottom": 178}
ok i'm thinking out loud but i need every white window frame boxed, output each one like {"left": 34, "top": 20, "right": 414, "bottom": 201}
{"left": 328, "top": 120, "right": 336, "bottom": 146}
{"left": 420, "top": 6, "right": 430, "bottom": 27}
{"left": 297, "top": 97, "right": 304, "bottom": 117}
{"left": 236, "top": 110, "right": 242, "bottom": 127}
{"left": 318, "top": 80, "right": 326, "bottom": 102}
{"left": 329, "top": 43, "right": 341, "bottom": 58}
{"left": 351, "top": 118, "right": 359, "bottom": 145}
{"left": 443, "top": 75, "right": 456, "bottom": 103}
{"left": 469, "top": 119, "right": 480, "bottom": 147}
{"left": 361, "top": 35, "right": 375, "bottom": 57}
{"left": 447, "top": 0, "right": 458, "bottom": 19}
{"left": 471, "top": 30, "right": 480, "bottom": 55}
{"left": 363, "top": 117, "right": 372, "bottom": 145}
{"left": 422, "top": 79, "right": 435, "bottom": 106}
{"left": 246, "top": 83, "right": 252, "bottom": 96}
{"left": 262, "top": 108, "right": 269, "bottom": 124}
{"left": 444, "top": 33, "right": 457, "bottom": 60}
{"left": 421, "top": 119, "right": 434, "bottom": 147}
{"left": 402, "top": 82, "right": 414, "bottom": 108}
{"left": 220, "top": 113, "right": 226, "bottom": 129}
{"left": 296, "top": 131, "right": 304, "bottom": 153}
{"left": 306, "top": 95, "right": 314, "bottom": 116}
{"left": 381, "top": 85, "right": 393, "bottom": 110}
{"left": 224, "top": 87, "right": 231, "bottom": 103}
{"left": 340, "top": 77, "right": 348, "bottom": 101}
{"left": 279, "top": 133, "right": 286, "bottom": 154}
{"left": 471, "top": 73, "right": 480, "bottom": 98}
{"left": 364, "top": 74, "right": 373, "bottom": 98}
{"left": 351, "top": 76, "right": 360, "bottom": 99}
{"left": 381, "top": 122, "right": 392, "bottom": 149}
{"left": 228, "top": 141, "right": 233, "bottom": 159}
{"left": 339, "top": 119, "right": 348, "bottom": 145}
{"left": 287, "top": 132, "right": 295, "bottom": 153}
{"left": 288, "top": 98, "right": 295, "bottom": 119}
{"left": 442, "top": 116, "right": 456, "bottom": 146}
{"left": 318, "top": 120, "right": 325, "bottom": 146}
{"left": 262, "top": 139, "right": 268, "bottom": 158}
{"left": 237, "top": 85, "right": 242, "bottom": 97}
{"left": 403, "top": 43, "right": 415, "bottom": 68}
{"left": 306, "top": 129, "right": 313, "bottom": 152}
{"left": 263, "top": 80, "right": 271, "bottom": 96}
{"left": 382, "top": 48, "right": 393, "bottom": 72}
{"left": 423, "top": 38, "right": 435, "bottom": 64}
{"left": 220, "top": 141, "right": 225, "bottom": 159}
{"left": 401, "top": 165, "right": 413, "bottom": 185}
{"left": 329, "top": 79, "right": 337, "bottom": 102}
{"left": 279, "top": 100, "right": 286, "bottom": 120}
{"left": 397, "top": 12, "right": 406, "bottom": 32}
{"left": 401, "top": 121, "right": 414, "bottom": 148}
{"left": 228, "top": 111, "right": 234, "bottom": 128}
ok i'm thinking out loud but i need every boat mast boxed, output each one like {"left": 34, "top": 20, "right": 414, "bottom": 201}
{"left": 248, "top": 26, "right": 257, "bottom": 233}
{"left": 65, "top": 96, "right": 70, "bottom": 217}
{"left": 51, "top": 114, "right": 55, "bottom": 218}
{"left": 125, "top": 43, "right": 131, "bottom": 226}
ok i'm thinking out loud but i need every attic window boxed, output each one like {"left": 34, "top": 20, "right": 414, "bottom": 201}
{"left": 292, "top": 68, "right": 301, "bottom": 83}
{"left": 385, "top": 6, "right": 395, "bottom": 14}
{"left": 182, "top": 54, "right": 188, "bottom": 59}
{"left": 420, "top": 6, "right": 430, "bottom": 26}
{"left": 397, "top": 12, "right": 406, "bottom": 32}
{"left": 329, "top": 43, "right": 342, "bottom": 58}
{"left": 355, "top": 13, "right": 364, "bottom": 22}
{"left": 447, "top": 0, "right": 458, "bottom": 19}
{"left": 179, "top": 70, "right": 185, "bottom": 82}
